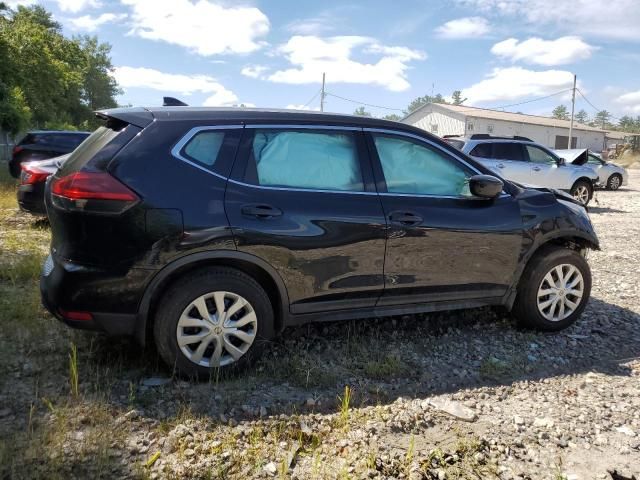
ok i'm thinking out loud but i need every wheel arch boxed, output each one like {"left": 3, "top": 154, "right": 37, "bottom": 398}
{"left": 135, "top": 251, "right": 290, "bottom": 345}
{"left": 504, "top": 231, "right": 598, "bottom": 310}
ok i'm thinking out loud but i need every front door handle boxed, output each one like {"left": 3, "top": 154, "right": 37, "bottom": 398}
{"left": 497, "top": 163, "right": 505, "bottom": 169}
{"left": 389, "top": 211, "right": 423, "bottom": 226}
{"left": 241, "top": 204, "right": 283, "bottom": 219}
{"left": 532, "top": 166, "right": 541, "bottom": 171}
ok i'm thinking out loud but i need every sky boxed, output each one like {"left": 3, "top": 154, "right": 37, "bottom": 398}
{"left": 8, "top": 0, "right": 640, "bottom": 120}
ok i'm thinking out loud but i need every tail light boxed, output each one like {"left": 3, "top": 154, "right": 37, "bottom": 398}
{"left": 20, "top": 163, "right": 50, "bottom": 185}
{"left": 50, "top": 171, "right": 139, "bottom": 214}
{"left": 12, "top": 145, "right": 23, "bottom": 155}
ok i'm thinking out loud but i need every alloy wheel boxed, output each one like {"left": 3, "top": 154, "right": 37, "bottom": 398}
{"left": 572, "top": 185, "right": 590, "bottom": 204}
{"left": 609, "top": 176, "right": 621, "bottom": 190}
{"left": 536, "top": 264, "right": 584, "bottom": 322}
{"left": 176, "top": 291, "right": 257, "bottom": 367}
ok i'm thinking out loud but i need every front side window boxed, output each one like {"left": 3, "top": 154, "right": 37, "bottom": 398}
{"left": 248, "top": 129, "right": 364, "bottom": 192}
{"left": 373, "top": 134, "right": 471, "bottom": 196}
{"left": 493, "top": 142, "right": 525, "bottom": 161}
{"left": 588, "top": 154, "right": 603, "bottom": 165}
{"left": 526, "top": 145, "right": 557, "bottom": 164}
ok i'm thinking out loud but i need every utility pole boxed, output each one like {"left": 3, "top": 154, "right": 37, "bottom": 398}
{"left": 567, "top": 74, "right": 576, "bottom": 149}
{"left": 320, "top": 72, "right": 326, "bottom": 112}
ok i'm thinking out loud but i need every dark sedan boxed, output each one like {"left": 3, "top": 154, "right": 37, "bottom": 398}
{"left": 9, "top": 130, "right": 89, "bottom": 178}
{"left": 17, "top": 155, "right": 68, "bottom": 215}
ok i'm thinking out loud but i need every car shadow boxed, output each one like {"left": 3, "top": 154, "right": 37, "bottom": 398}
{"left": 588, "top": 206, "right": 628, "bottom": 214}
{"left": 79, "top": 295, "right": 639, "bottom": 421}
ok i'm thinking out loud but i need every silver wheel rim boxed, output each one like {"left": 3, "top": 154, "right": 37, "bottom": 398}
{"left": 609, "top": 176, "right": 620, "bottom": 190}
{"left": 537, "top": 264, "right": 584, "bottom": 322}
{"left": 573, "top": 185, "right": 589, "bottom": 204}
{"left": 176, "top": 291, "right": 257, "bottom": 367}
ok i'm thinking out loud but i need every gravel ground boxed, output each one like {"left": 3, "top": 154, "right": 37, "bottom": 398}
{"left": 1, "top": 172, "right": 639, "bottom": 479}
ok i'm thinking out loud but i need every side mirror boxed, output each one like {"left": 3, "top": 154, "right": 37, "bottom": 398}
{"left": 469, "top": 175, "right": 503, "bottom": 199}
{"left": 557, "top": 157, "right": 565, "bottom": 166}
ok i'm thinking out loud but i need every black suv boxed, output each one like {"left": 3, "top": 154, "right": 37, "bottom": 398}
{"left": 9, "top": 130, "right": 90, "bottom": 178}
{"left": 41, "top": 108, "right": 599, "bottom": 377}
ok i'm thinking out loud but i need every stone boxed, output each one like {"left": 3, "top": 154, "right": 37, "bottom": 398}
{"left": 264, "top": 462, "right": 277, "bottom": 476}
{"left": 426, "top": 397, "right": 477, "bottom": 422}
{"left": 141, "top": 377, "right": 171, "bottom": 387}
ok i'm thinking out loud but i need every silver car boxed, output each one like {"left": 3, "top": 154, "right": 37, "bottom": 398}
{"left": 553, "top": 149, "right": 628, "bottom": 190}
{"left": 443, "top": 135, "right": 599, "bottom": 205}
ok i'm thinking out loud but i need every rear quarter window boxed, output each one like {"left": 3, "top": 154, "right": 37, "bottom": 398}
{"left": 469, "top": 143, "right": 492, "bottom": 158}
{"left": 443, "top": 139, "right": 464, "bottom": 150}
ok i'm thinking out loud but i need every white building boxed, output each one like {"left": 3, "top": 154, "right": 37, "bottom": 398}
{"left": 403, "top": 103, "right": 607, "bottom": 151}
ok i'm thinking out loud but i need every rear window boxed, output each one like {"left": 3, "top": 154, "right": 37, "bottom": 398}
{"left": 493, "top": 143, "right": 525, "bottom": 161}
{"left": 469, "top": 143, "right": 492, "bottom": 158}
{"left": 57, "top": 126, "right": 126, "bottom": 176}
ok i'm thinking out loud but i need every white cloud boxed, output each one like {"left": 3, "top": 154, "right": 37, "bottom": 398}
{"left": 614, "top": 90, "right": 640, "bottom": 113}
{"left": 6, "top": 0, "right": 36, "bottom": 7}
{"left": 434, "top": 17, "right": 490, "bottom": 39}
{"left": 491, "top": 36, "right": 596, "bottom": 66}
{"left": 68, "top": 13, "right": 127, "bottom": 32}
{"left": 54, "top": 0, "right": 100, "bottom": 13}
{"left": 285, "top": 104, "right": 320, "bottom": 111}
{"left": 461, "top": 67, "right": 575, "bottom": 104}
{"left": 113, "top": 66, "right": 238, "bottom": 106}
{"left": 267, "top": 36, "right": 426, "bottom": 92}
{"left": 121, "top": 0, "right": 270, "bottom": 56}
{"left": 241, "top": 65, "right": 269, "bottom": 79}
{"left": 458, "top": 0, "right": 640, "bottom": 41}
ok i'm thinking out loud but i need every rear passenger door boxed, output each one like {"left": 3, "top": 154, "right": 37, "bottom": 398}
{"left": 225, "top": 126, "right": 387, "bottom": 315}
{"left": 491, "top": 142, "right": 530, "bottom": 184}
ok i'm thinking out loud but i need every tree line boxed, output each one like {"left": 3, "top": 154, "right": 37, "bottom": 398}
{"left": 552, "top": 105, "right": 640, "bottom": 133}
{"left": 0, "top": 3, "right": 120, "bottom": 135}
{"left": 353, "top": 90, "right": 467, "bottom": 121}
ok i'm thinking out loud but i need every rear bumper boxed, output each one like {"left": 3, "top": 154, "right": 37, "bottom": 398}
{"left": 17, "top": 183, "right": 47, "bottom": 215}
{"left": 40, "top": 253, "right": 155, "bottom": 339}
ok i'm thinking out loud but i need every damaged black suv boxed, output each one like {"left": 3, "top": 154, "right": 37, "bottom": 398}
{"left": 41, "top": 107, "right": 599, "bottom": 377}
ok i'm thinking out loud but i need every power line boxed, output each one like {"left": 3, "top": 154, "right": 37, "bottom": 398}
{"left": 302, "top": 88, "right": 322, "bottom": 109}
{"left": 576, "top": 88, "right": 622, "bottom": 123}
{"left": 324, "top": 92, "right": 404, "bottom": 112}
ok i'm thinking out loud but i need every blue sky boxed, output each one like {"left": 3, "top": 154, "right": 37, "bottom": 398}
{"left": 9, "top": 0, "right": 640, "bottom": 120}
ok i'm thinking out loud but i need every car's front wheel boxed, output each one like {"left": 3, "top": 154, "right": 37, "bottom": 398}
{"left": 513, "top": 247, "right": 592, "bottom": 331}
{"left": 154, "top": 267, "right": 274, "bottom": 378}
{"left": 570, "top": 180, "right": 593, "bottom": 205}
{"left": 606, "top": 173, "right": 622, "bottom": 191}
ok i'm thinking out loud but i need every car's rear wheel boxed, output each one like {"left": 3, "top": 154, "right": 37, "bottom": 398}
{"left": 154, "top": 267, "right": 274, "bottom": 378}
{"left": 606, "top": 173, "right": 622, "bottom": 191}
{"left": 570, "top": 180, "right": 592, "bottom": 205}
{"left": 513, "top": 247, "right": 591, "bottom": 331}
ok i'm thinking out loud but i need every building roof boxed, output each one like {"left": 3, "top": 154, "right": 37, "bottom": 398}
{"left": 407, "top": 103, "right": 607, "bottom": 134}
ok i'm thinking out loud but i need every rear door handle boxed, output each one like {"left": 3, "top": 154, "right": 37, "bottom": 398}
{"left": 241, "top": 204, "right": 283, "bottom": 219}
{"left": 532, "top": 166, "right": 541, "bottom": 171}
{"left": 389, "top": 211, "right": 423, "bottom": 226}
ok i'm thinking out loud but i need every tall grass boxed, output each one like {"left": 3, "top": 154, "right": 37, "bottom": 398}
{"left": 69, "top": 343, "right": 79, "bottom": 398}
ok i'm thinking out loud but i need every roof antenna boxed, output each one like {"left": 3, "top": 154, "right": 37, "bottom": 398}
{"left": 163, "top": 97, "right": 188, "bottom": 107}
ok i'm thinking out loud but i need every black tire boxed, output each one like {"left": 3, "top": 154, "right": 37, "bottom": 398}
{"left": 153, "top": 267, "right": 274, "bottom": 378}
{"left": 512, "top": 247, "right": 592, "bottom": 331}
{"left": 8, "top": 159, "right": 20, "bottom": 178}
{"left": 606, "top": 173, "right": 622, "bottom": 191}
{"left": 570, "top": 180, "right": 593, "bottom": 206}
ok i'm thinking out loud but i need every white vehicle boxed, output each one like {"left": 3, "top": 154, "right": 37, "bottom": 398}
{"left": 443, "top": 135, "right": 599, "bottom": 205}
{"left": 553, "top": 148, "right": 628, "bottom": 191}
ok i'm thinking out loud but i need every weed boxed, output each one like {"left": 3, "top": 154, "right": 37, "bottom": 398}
{"left": 363, "top": 354, "right": 408, "bottom": 379}
{"left": 69, "top": 342, "right": 79, "bottom": 398}
{"left": 337, "top": 385, "right": 352, "bottom": 428}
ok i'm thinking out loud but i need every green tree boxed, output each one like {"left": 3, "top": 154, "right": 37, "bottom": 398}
{"left": 382, "top": 113, "right": 402, "bottom": 121}
{"left": 594, "top": 110, "right": 612, "bottom": 128}
{"left": 0, "top": 4, "right": 120, "bottom": 133}
{"left": 404, "top": 93, "right": 447, "bottom": 115}
{"left": 451, "top": 90, "right": 466, "bottom": 105}
{"left": 353, "top": 106, "right": 372, "bottom": 117}
{"left": 617, "top": 115, "right": 635, "bottom": 132}
{"left": 552, "top": 105, "right": 569, "bottom": 120}
{"left": 574, "top": 109, "right": 589, "bottom": 124}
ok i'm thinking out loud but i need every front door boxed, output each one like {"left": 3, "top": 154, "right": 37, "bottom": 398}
{"left": 366, "top": 130, "right": 523, "bottom": 306}
{"left": 525, "top": 144, "right": 564, "bottom": 188}
{"left": 225, "top": 126, "right": 387, "bottom": 314}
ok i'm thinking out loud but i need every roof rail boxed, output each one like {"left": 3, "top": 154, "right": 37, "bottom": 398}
{"left": 469, "top": 134, "right": 533, "bottom": 142}
{"left": 163, "top": 97, "right": 188, "bottom": 107}
{"left": 442, "top": 134, "right": 464, "bottom": 138}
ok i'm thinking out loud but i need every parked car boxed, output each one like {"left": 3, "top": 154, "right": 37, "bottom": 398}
{"left": 41, "top": 108, "right": 599, "bottom": 377}
{"left": 443, "top": 134, "right": 598, "bottom": 205}
{"left": 17, "top": 155, "right": 68, "bottom": 215}
{"left": 9, "top": 130, "right": 90, "bottom": 178}
{"left": 552, "top": 148, "right": 628, "bottom": 191}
